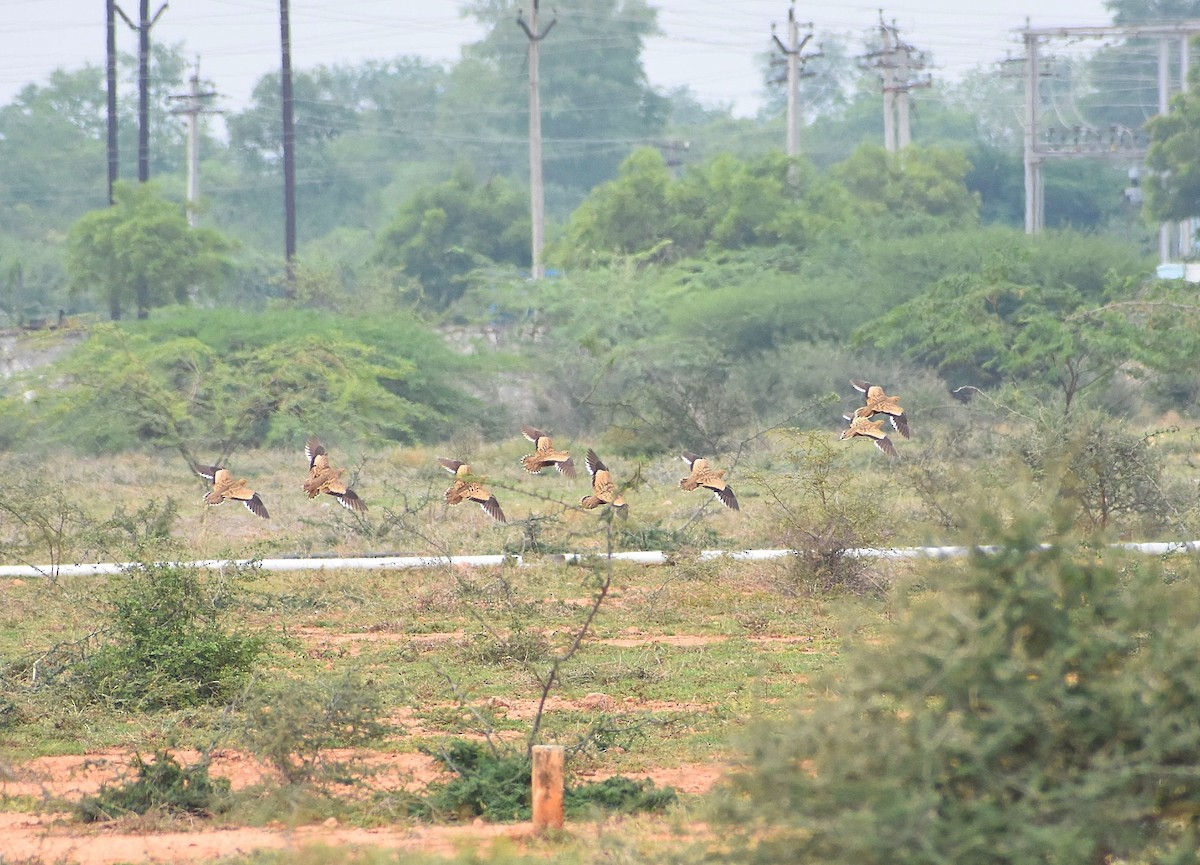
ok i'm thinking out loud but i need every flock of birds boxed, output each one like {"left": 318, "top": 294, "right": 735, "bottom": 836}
{"left": 193, "top": 382, "right": 912, "bottom": 524}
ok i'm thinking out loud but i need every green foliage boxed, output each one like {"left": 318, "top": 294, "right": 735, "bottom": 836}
{"left": 417, "top": 740, "right": 532, "bottom": 822}
{"left": 415, "top": 740, "right": 677, "bottom": 823}
{"left": 0, "top": 467, "right": 95, "bottom": 571}
{"left": 832, "top": 143, "right": 980, "bottom": 230}
{"left": 76, "top": 749, "right": 231, "bottom": 822}
{"left": 14, "top": 307, "right": 488, "bottom": 453}
{"left": 858, "top": 232, "right": 1151, "bottom": 405}
{"left": 1145, "top": 76, "right": 1200, "bottom": 223}
{"left": 0, "top": 68, "right": 108, "bottom": 239}
{"left": 80, "top": 562, "right": 266, "bottom": 711}
{"left": 756, "top": 430, "right": 888, "bottom": 595}
{"left": 554, "top": 149, "right": 852, "bottom": 266}
{"left": 66, "top": 182, "right": 232, "bottom": 320}
{"left": 1018, "top": 409, "right": 1176, "bottom": 536}
{"left": 712, "top": 514, "right": 1200, "bottom": 865}
{"left": 239, "top": 670, "right": 387, "bottom": 786}
{"left": 374, "top": 169, "right": 530, "bottom": 309}
{"left": 564, "top": 774, "right": 677, "bottom": 816}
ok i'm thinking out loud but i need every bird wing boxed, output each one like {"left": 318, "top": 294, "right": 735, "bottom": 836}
{"left": 521, "top": 425, "right": 543, "bottom": 444}
{"left": 438, "top": 457, "right": 465, "bottom": 474}
{"left": 478, "top": 496, "right": 506, "bottom": 523}
{"left": 305, "top": 437, "right": 326, "bottom": 468}
{"left": 874, "top": 436, "right": 899, "bottom": 457}
{"left": 242, "top": 493, "right": 270, "bottom": 519}
{"left": 556, "top": 456, "right": 576, "bottom": 479}
{"left": 850, "top": 379, "right": 871, "bottom": 394}
{"left": 193, "top": 463, "right": 221, "bottom": 483}
{"left": 225, "top": 479, "right": 259, "bottom": 503}
{"left": 585, "top": 448, "right": 605, "bottom": 479}
{"left": 890, "top": 412, "right": 911, "bottom": 439}
{"left": 681, "top": 452, "right": 701, "bottom": 468}
{"left": 466, "top": 484, "right": 505, "bottom": 522}
{"left": 713, "top": 485, "right": 740, "bottom": 511}
{"left": 333, "top": 488, "right": 367, "bottom": 513}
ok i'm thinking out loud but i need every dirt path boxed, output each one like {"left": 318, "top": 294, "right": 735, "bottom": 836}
{"left": 1, "top": 750, "right": 724, "bottom": 864}
{"left": 2, "top": 811, "right": 543, "bottom": 865}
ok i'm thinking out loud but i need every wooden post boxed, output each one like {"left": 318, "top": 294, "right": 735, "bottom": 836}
{"left": 531, "top": 745, "right": 564, "bottom": 831}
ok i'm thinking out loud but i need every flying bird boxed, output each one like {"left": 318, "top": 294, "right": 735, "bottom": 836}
{"left": 303, "top": 437, "right": 367, "bottom": 513}
{"left": 193, "top": 464, "right": 270, "bottom": 519}
{"left": 581, "top": 448, "right": 627, "bottom": 510}
{"left": 438, "top": 458, "right": 507, "bottom": 523}
{"left": 840, "top": 408, "right": 899, "bottom": 457}
{"left": 850, "top": 379, "right": 910, "bottom": 438}
{"left": 519, "top": 425, "right": 576, "bottom": 478}
{"left": 679, "top": 452, "right": 739, "bottom": 511}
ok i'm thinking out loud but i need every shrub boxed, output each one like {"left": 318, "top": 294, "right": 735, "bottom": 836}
{"left": 416, "top": 740, "right": 532, "bottom": 822}
{"left": 239, "top": 670, "right": 387, "bottom": 786}
{"left": 76, "top": 749, "right": 231, "bottom": 822}
{"left": 1018, "top": 409, "right": 1175, "bottom": 536}
{"left": 80, "top": 561, "right": 266, "bottom": 710}
{"left": 414, "top": 740, "right": 678, "bottom": 823}
{"left": 757, "top": 430, "right": 889, "bottom": 595}
{"left": 709, "top": 512, "right": 1200, "bottom": 865}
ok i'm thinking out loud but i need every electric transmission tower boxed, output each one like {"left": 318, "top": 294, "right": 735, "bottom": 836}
{"left": 1019, "top": 21, "right": 1200, "bottom": 262}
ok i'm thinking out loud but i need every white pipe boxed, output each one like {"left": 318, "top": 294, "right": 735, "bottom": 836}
{"left": 0, "top": 554, "right": 519, "bottom": 579}
{"left": 5, "top": 541, "right": 1200, "bottom": 580}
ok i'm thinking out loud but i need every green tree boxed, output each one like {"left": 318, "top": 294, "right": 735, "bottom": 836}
{"left": 222, "top": 59, "right": 447, "bottom": 245}
{"left": 66, "top": 182, "right": 231, "bottom": 320}
{"left": 1145, "top": 61, "right": 1200, "bottom": 223}
{"left": 858, "top": 232, "right": 1150, "bottom": 407}
{"left": 555, "top": 148, "right": 853, "bottom": 265}
{"left": 0, "top": 67, "right": 109, "bottom": 236}
{"left": 711, "top": 514, "right": 1200, "bottom": 865}
{"left": 374, "top": 169, "right": 530, "bottom": 309}
{"left": 17, "top": 307, "right": 488, "bottom": 454}
{"left": 440, "top": 0, "right": 668, "bottom": 212}
{"left": 833, "top": 142, "right": 980, "bottom": 229}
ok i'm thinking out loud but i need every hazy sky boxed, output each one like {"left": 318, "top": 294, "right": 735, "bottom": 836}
{"left": 1, "top": 0, "right": 1115, "bottom": 117}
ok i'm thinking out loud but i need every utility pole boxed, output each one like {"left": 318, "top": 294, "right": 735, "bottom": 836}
{"left": 1180, "top": 34, "right": 1193, "bottom": 258}
{"left": 870, "top": 14, "right": 929, "bottom": 152}
{"left": 106, "top": 0, "right": 118, "bottom": 204}
{"left": 517, "top": 0, "right": 556, "bottom": 281}
{"left": 168, "top": 58, "right": 221, "bottom": 228}
{"left": 1158, "top": 36, "right": 1171, "bottom": 263}
{"left": 1023, "top": 27, "right": 1042, "bottom": 234}
{"left": 115, "top": 0, "right": 168, "bottom": 183}
{"left": 771, "top": 2, "right": 819, "bottom": 165}
{"left": 280, "top": 0, "right": 297, "bottom": 293}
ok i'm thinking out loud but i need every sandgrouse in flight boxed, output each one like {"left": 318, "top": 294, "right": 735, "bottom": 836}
{"left": 850, "top": 379, "right": 910, "bottom": 439}
{"left": 679, "top": 452, "right": 739, "bottom": 511}
{"left": 303, "top": 437, "right": 367, "bottom": 513}
{"left": 438, "top": 458, "right": 507, "bottom": 523}
{"left": 519, "top": 425, "right": 576, "bottom": 478}
{"left": 581, "top": 448, "right": 627, "bottom": 511}
{"left": 840, "top": 406, "right": 899, "bottom": 457}
{"left": 194, "top": 463, "right": 270, "bottom": 519}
